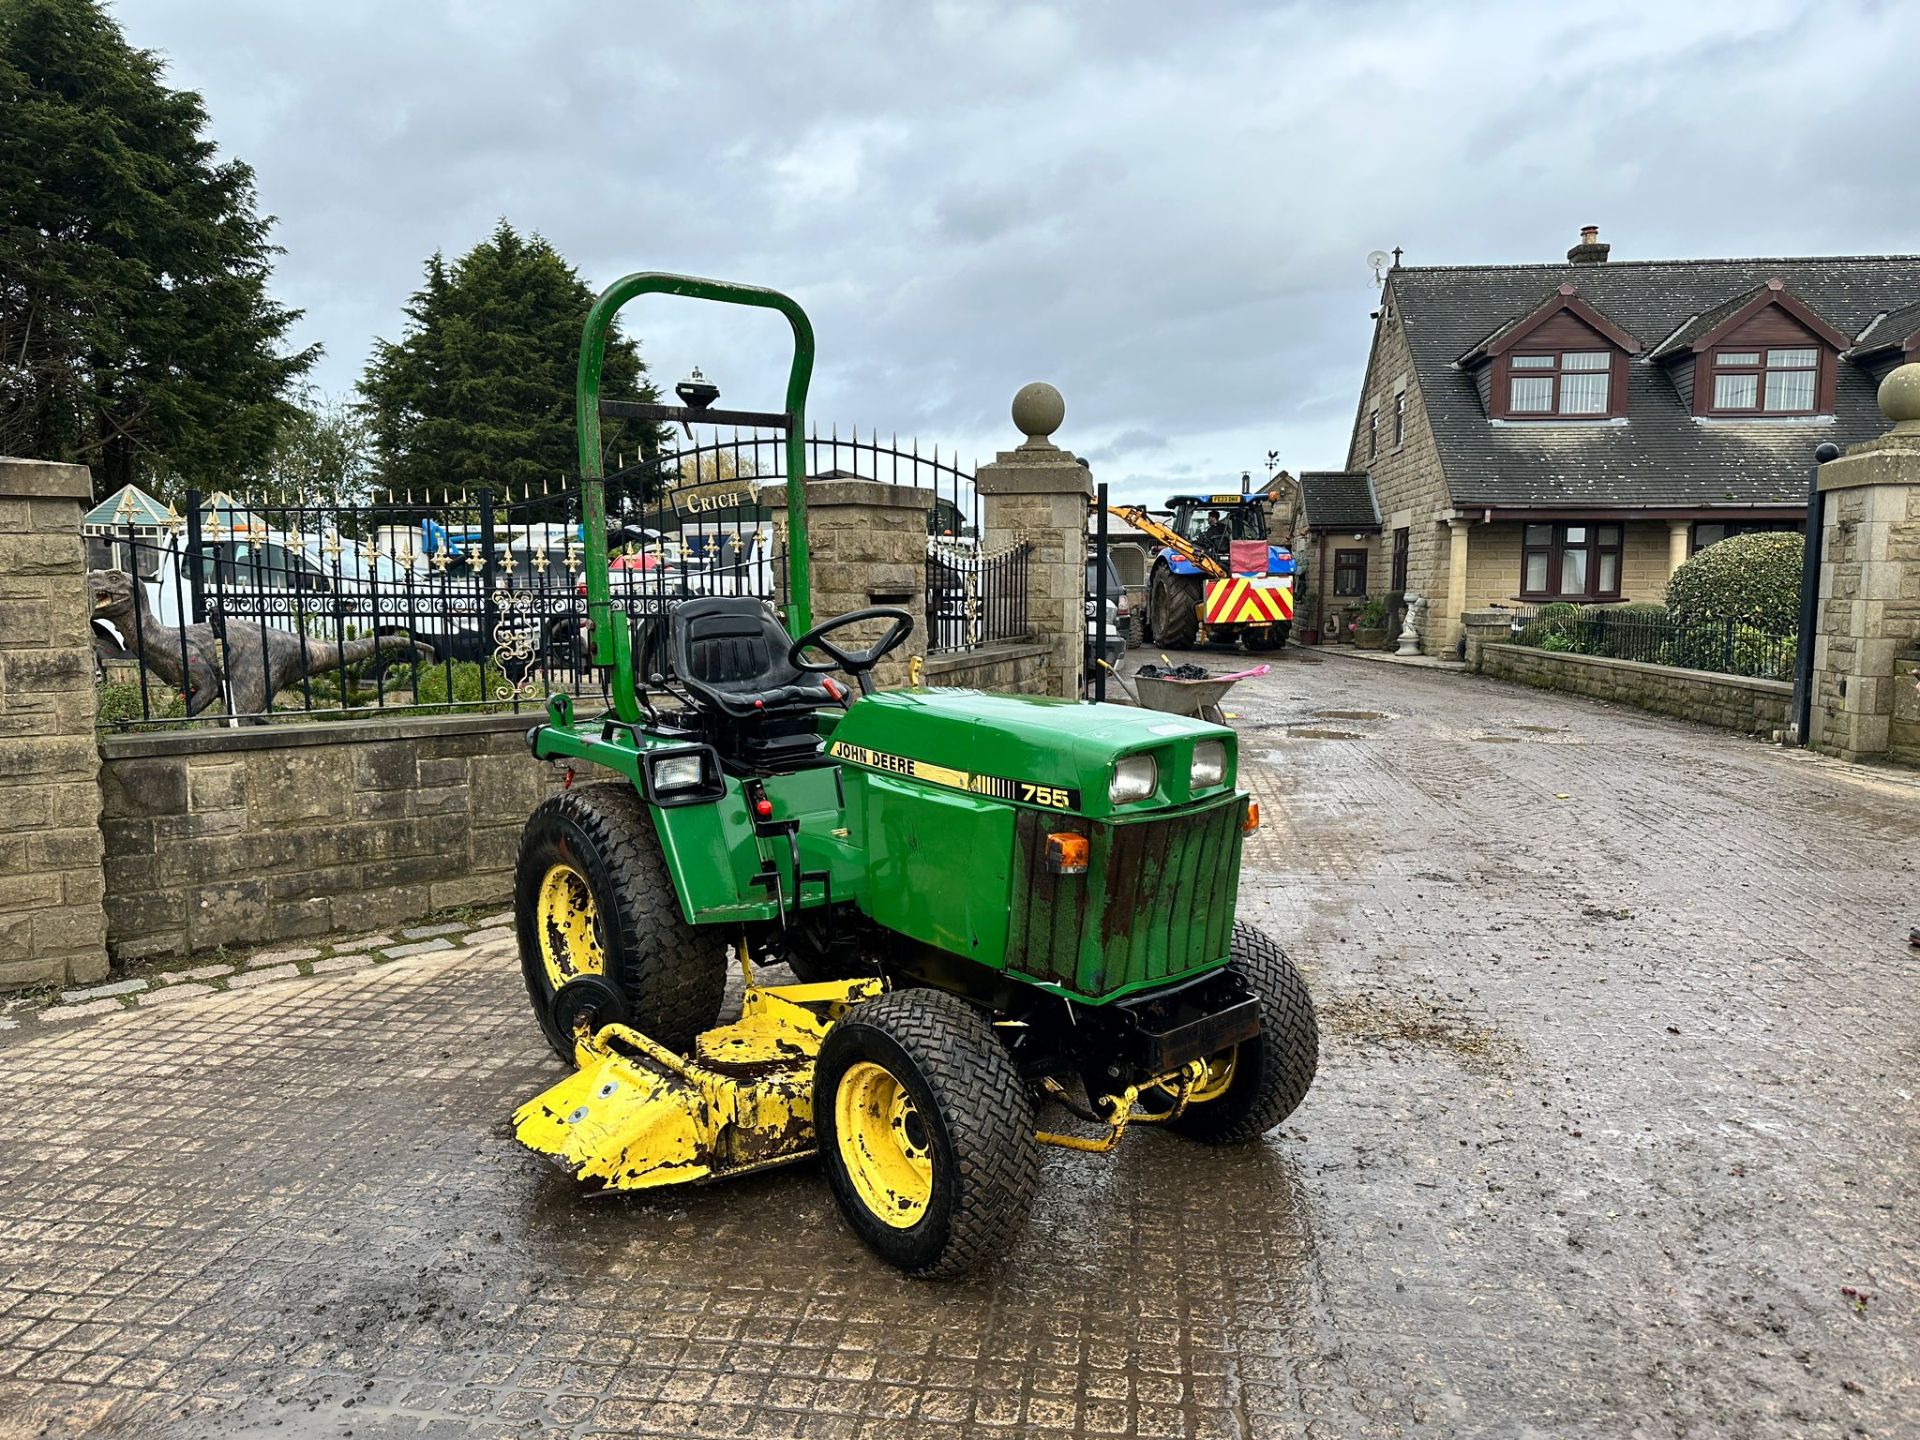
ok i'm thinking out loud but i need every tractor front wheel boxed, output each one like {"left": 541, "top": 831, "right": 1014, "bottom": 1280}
{"left": 1149, "top": 570, "right": 1203, "bottom": 650}
{"left": 1165, "top": 923, "right": 1318, "bottom": 1144}
{"left": 815, "top": 989, "right": 1039, "bottom": 1278}
{"left": 515, "top": 785, "right": 727, "bottom": 1062}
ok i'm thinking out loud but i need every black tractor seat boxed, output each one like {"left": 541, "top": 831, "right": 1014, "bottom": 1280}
{"left": 666, "top": 597, "right": 848, "bottom": 771}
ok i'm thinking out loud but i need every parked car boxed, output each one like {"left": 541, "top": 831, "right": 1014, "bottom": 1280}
{"left": 1085, "top": 554, "right": 1130, "bottom": 672}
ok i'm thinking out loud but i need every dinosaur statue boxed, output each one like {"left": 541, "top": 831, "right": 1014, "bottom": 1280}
{"left": 87, "top": 568, "right": 435, "bottom": 718}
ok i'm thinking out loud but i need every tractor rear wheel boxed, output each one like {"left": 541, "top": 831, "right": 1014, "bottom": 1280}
{"left": 1165, "top": 923, "right": 1317, "bottom": 1144}
{"left": 515, "top": 784, "right": 727, "bottom": 1062}
{"left": 1149, "top": 570, "right": 1203, "bottom": 649}
{"left": 815, "top": 989, "right": 1039, "bottom": 1278}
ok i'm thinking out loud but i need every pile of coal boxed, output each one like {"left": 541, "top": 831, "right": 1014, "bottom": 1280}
{"left": 1134, "top": 662, "right": 1210, "bottom": 680}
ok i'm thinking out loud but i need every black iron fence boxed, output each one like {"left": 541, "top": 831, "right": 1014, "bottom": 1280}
{"left": 1506, "top": 604, "right": 1796, "bottom": 681}
{"left": 90, "top": 486, "right": 620, "bottom": 728}
{"left": 926, "top": 541, "right": 1031, "bottom": 653}
{"left": 88, "top": 427, "right": 1011, "bottom": 728}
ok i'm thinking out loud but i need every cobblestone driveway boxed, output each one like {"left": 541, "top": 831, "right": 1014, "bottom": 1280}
{"left": 2, "top": 653, "right": 1914, "bottom": 1439}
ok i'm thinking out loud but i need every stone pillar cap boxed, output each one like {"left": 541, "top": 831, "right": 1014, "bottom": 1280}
{"left": 1012, "top": 382, "right": 1065, "bottom": 451}
{"left": 1881, "top": 362, "right": 1920, "bottom": 435}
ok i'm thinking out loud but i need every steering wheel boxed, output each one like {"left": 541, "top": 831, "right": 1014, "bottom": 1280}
{"left": 788, "top": 607, "right": 914, "bottom": 696}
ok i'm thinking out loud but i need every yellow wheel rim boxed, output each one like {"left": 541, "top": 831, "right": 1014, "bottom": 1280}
{"left": 1188, "top": 1049, "right": 1238, "bottom": 1104}
{"left": 535, "top": 862, "right": 602, "bottom": 991}
{"left": 834, "top": 1061, "right": 933, "bottom": 1229}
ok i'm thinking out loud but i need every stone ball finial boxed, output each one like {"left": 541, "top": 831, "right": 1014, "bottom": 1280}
{"left": 1880, "top": 362, "right": 1920, "bottom": 433}
{"left": 1012, "top": 382, "right": 1065, "bottom": 448}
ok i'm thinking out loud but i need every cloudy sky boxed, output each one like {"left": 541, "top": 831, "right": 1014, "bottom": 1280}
{"left": 122, "top": 0, "right": 1919, "bottom": 503}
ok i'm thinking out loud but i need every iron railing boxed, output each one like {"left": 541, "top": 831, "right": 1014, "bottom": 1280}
{"left": 87, "top": 426, "right": 1013, "bottom": 726}
{"left": 927, "top": 541, "right": 1031, "bottom": 653}
{"left": 89, "top": 487, "right": 621, "bottom": 729}
{"left": 1506, "top": 605, "right": 1797, "bottom": 681}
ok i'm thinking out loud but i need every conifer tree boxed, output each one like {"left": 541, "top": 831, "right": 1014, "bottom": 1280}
{"left": 0, "top": 0, "right": 315, "bottom": 498}
{"left": 359, "top": 221, "right": 665, "bottom": 506}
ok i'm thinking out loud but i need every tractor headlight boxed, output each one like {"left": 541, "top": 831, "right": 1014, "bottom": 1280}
{"left": 651, "top": 753, "right": 706, "bottom": 792}
{"left": 1190, "top": 740, "right": 1226, "bottom": 790}
{"left": 1109, "top": 754, "right": 1157, "bottom": 806}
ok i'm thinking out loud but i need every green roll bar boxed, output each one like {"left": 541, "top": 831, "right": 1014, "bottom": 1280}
{"left": 575, "top": 272, "right": 816, "bottom": 723}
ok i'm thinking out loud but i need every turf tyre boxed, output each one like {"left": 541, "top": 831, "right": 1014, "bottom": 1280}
{"left": 1149, "top": 568, "right": 1203, "bottom": 649}
{"left": 1167, "top": 923, "right": 1317, "bottom": 1144}
{"left": 816, "top": 989, "right": 1039, "bottom": 1278}
{"left": 515, "top": 784, "right": 727, "bottom": 1062}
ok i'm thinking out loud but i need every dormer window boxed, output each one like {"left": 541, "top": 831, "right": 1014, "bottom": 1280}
{"left": 1707, "top": 346, "right": 1820, "bottom": 414}
{"left": 1507, "top": 351, "right": 1612, "bottom": 416}
{"left": 1648, "top": 278, "right": 1850, "bottom": 419}
{"left": 1458, "top": 284, "right": 1640, "bottom": 423}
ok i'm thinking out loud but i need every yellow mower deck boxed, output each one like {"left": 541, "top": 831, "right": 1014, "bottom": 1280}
{"left": 513, "top": 979, "right": 881, "bottom": 1190}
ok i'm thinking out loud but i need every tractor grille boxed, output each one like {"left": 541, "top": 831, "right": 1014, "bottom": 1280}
{"left": 1004, "top": 795, "right": 1245, "bottom": 998}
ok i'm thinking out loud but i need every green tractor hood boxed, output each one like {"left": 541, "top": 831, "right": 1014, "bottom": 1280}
{"left": 828, "top": 690, "right": 1236, "bottom": 819}
{"left": 829, "top": 691, "right": 1248, "bottom": 1002}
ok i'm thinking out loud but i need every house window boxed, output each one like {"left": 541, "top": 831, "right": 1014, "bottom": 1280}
{"left": 1520, "top": 521, "right": 1623, "bottom": 599}
{"left": 1690, "top": 519, "right": 1802, "bottom": 554}
{"left": 1506, "top": 351, "right": 1612, "bottom": 417}
{"left": 1708, "top": 346, "right": 1821, "bottom": 414}
{"left": 1391, "top": 528, "right": 1409, "bottom": 590}
{"left": 1333, "top": 548, "right": 1368, "bottom": 597}
{"left": 1393, "top": 392, "right": 1407, "bottom": 446}
{"left": 1367, "top": 410, "right": 1378, "bottom": 461}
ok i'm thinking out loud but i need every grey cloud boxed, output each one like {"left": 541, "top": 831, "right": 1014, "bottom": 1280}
{"left": 120, "top": 0, "right": 1920, "bottom": 495}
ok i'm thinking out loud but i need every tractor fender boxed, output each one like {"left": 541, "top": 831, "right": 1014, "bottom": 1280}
{"left": 1160, "top": 547, "right": 1207, "bottom": 577}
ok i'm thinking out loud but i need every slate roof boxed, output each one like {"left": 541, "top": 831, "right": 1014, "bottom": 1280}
{"left": 1299, "top": 471, "right": 1379, "bottom": 531}
{"left": 1389, "top": 255, "right": 1920, "bottom": 509}
{"left": 1846, "top": 299, "right": 1920, "bottom": 358}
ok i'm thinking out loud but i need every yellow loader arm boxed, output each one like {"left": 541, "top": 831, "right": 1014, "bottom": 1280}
{"left": 1107, "top": 505, "right": 1229, "bottom": 580}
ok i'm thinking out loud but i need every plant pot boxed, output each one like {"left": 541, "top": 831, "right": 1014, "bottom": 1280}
{"left": 1355, "top": 627, "right": 1388, "bottom": 650}
{"left": 1299, "top": 628, "right": 1320, "bottom": 646}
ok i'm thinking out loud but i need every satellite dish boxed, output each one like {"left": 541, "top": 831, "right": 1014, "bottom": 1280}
{"left": 1366, "top": 250, "right": 1390, "bottom": 271}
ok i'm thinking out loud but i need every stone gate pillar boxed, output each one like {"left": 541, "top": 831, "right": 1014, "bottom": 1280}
{"left": 0, "top": 458, "right": 109, "bottom": 987}
{"left": 974, "top": 384, "right": 1092, "bottom": 699}
{"left": 760, "top": 477, "right": 936, "bottom": 692}
{"left": 1808, "top": 364, "right": 1920, "bottom": 764}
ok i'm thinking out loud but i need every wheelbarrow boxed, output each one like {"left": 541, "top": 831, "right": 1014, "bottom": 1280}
{"left": 1109, "top": 663, "right": 1269, "bottom": 724}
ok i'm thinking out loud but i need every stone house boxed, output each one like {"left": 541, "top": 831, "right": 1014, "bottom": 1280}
{"left": 1338, "top": 228, "right": 1920, "bottom": 654}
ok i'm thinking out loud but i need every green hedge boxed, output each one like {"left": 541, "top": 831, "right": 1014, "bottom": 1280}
{"left": 96, "top": 680, "right": 189, "bottom": 729}
{"left": 1665, "top": 531, "right": 1802, "bottom": 632}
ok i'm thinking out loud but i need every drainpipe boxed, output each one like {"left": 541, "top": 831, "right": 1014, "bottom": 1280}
{"left": 1791, "top": 441, "right": 1842, "bottom": 744}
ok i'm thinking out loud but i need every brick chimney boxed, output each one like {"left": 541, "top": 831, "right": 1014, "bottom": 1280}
{"left": 1567, "top": 225, "right": 1611, "bottom": 264}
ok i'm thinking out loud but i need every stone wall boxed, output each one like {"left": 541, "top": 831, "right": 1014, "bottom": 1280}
{"left": 1342, "top": 294, "right": 1454, "bottom": 653}
{"left": 923, "top": 640, "right": 1051, "bottom": 694}
{"left": 1481, "top": 643, "right": 1790, "bottom": 734}
{"left": 0, "top": 458, "right": 109, "bottom": 987}
{"left": 99, "top": 712, "right": 561, "bottom": 961}
{"left": 760, "top": 478, "right": 933, "bottom": 691}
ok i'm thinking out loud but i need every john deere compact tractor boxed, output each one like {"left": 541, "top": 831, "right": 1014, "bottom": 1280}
{"left": 512, "top": 272, "right": 1318, "bottom": 1277}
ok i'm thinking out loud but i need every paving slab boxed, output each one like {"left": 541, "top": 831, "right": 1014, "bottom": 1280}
{"left": 310, "top": 953, "right": 372, "bottom": 975}
{"left": 381, "top": 937, "right": 455, "bottom": 959}
{"left": 60, "top": 978, "right": 145, "bottom": 1002}
{"left": 244, "top": 946, "right": 319, "bottom": 968}
{"left": 156, "top": 963, "right": 235, "bottom": 984}
{"left": 139, "top": 983, "right": 216, "bottom": 1007}
{"left": 0, "top": 650, "right": 1912, "bottom": 1438}
{"left": 399, "top": 922, "right": 469, "bottom": 940}
{"left": 225, "top": 963, "right": 301, "bottom": 989}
